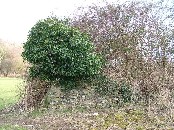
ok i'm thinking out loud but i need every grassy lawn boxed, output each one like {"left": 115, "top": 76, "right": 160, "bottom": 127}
{"left": 0, "top": 77, "right": 23, "bottom": 110}
{"left": 0, "top": 125, "right": 27, "bottom": 130}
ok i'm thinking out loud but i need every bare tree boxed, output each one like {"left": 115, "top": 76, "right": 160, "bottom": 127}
{"left": 71, "top": 1, "right": 174, "bottom": 104}
{"left": 0, "top": 41, "right": 25, "bottom": 77}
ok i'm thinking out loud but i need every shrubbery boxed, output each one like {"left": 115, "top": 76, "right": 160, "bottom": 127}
{"left": 22, "top": 17, "right": 133, "bottom": 109}
{"left": 94, "top": 75, "right": 132, "bottom": 103}
{"left": 22, "top": 17, "right": 103, "bottom": 90}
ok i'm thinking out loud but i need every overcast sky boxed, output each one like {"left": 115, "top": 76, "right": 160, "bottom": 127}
{"left": 0, "top": 0, "right": 168, "bottom": 44}
{"left": 0, "top": 0, "right": 136, "bottom": 43}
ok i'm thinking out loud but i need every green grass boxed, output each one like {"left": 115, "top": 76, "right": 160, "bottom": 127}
{"left": 0, "top": 124, "right": 27, "bottom": 130}
{"left": 0, "top": 77, "right": 23, "bottom": 110}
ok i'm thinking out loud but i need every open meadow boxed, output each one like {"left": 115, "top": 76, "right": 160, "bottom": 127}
{"left": 0, "top": 78, "right": 23, "bottom": 110}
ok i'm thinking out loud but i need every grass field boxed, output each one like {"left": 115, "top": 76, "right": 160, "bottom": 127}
{"left": 0, "top": 78, "right": 23, "bottom": 110}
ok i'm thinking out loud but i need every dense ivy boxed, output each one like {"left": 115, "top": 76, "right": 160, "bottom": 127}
{"left": 94, "top": 75, "right": 132, "bottom": 103}
{"left": 22, "top": 17, "right": 103, "bottom": 90}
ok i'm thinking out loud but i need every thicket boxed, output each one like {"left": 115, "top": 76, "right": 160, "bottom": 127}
{"left": 21, "top": 0, "right": 174, "bottom": 110}
{"left": 22, "top": 18, "right": 104, "bottom": 109}
{"left": 71, "top": 1, "right": 174, "bottom": 106}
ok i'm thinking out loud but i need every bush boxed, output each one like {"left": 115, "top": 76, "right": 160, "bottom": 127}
{"left": 71, "top": 1, "right": 174, "bottom": 102}
{"left": 94, "top": 75, "right": 132, "bottom": 103}
{"left": 118, "top": 83, "right": 132, "bottom": 103}
{"left": 22, "top": 17, "right": 103, "bottom": 90}
{"left": 94, "top": 75, "right": 118, "bottom": 96}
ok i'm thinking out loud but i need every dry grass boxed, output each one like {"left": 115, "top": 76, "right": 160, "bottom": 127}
{"left": 0, "top": 104, "right": 174, "bottom": 130}
{"left": 0, "top": 86, "right": 174, "bottom": 130}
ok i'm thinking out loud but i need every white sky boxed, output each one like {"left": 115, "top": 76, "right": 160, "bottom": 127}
{"left": 0, "top": 0, "right": 132, "bottom": 44}
{"left": 0, "top": 0, "right": 167, "bottom": 44}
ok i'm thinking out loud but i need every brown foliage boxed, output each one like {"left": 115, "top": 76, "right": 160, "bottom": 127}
{"left": 71, "top": 1, "right": 174, "bottom": 103}
{"left": 21, "top": 1, "right": 174, "bottom": 110}
{"left": 21, "top": 78, "right": 51, "bottom": 110}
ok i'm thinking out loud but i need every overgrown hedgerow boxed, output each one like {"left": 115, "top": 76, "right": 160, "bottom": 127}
{"left": 22, "top": 17, "right": 103, "bottom": 91}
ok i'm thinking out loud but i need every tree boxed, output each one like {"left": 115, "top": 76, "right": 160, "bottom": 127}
{"left": 0, "top": 48, "right": 4, "bottom": 66}
{"left": 0, "top": 40, "right": 5, "bottom": 65}
{"left": 71, "top": 1, "right": 174, "bottom": 101}
{"left": 0, "top": 44, "right": 14, "bottom": 77}
{"left": 0, "top": 58, "right": 13, "bottom": 77}
{"left": 0, "top": 40, "right": 26, "bottom": 77}
{"left": 22, "top": 17, "right": 103, "bottom": 90}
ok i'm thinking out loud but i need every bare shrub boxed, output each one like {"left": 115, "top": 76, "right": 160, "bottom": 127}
{"left": 71, "top": 1, "right": 174, "bottom": 106}
{"left": 21, "top": 78, "right": 51, "bottom": 111}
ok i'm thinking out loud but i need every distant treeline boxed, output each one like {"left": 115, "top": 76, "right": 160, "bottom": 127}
{"left": 0, "top": 40, "right": 26, "bottom": 77}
